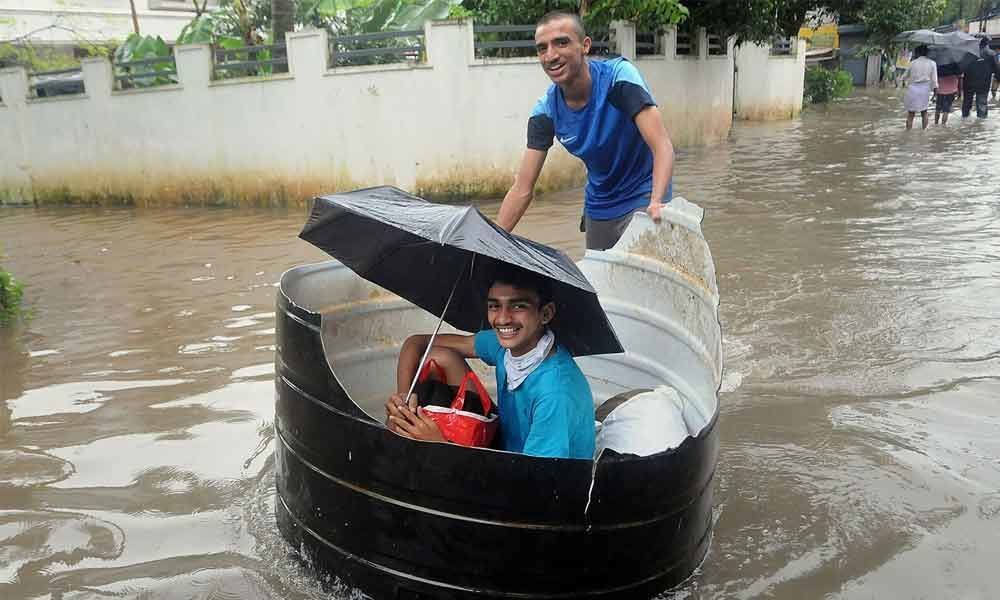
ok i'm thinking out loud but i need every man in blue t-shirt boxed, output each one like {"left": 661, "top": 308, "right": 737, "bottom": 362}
{"left": 495, "top": 11, "right": 676, "bottom": 251}
{"left": 384, "top": 267, "right": 595, "bottom": 459}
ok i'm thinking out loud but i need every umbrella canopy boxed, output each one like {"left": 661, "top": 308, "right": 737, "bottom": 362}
{"left": 929, "top": 43, "right": 981, "bottom": 71}
{"left": 894, "top": 29, "right": 977, "bottom": 46}
{"left": 299, "top": 186, "right": 624, "bottom": 357}
{"left": 896, "top": 30, "right": 981, "bottom": 72}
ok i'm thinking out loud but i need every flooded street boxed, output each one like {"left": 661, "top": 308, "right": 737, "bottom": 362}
{"left": 2, "top": 89, "right": 1000, "bottom": 599}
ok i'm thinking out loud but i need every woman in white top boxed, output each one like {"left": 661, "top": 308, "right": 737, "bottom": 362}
{"left": 903, "top": 45, "right": 939, "bottom": 129}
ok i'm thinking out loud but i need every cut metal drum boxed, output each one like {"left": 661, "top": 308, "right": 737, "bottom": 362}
{"left": 274, "top": 198, "right": 722, "bottom": 599}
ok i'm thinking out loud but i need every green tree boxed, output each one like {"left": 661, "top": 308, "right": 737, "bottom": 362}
{"left": 272, "top": 0, "right": 296, "bottom": 42}
{"left": 457, "top": 0, "right": 687, "bottom": 31}
{"left": 683, "top": 0, "right": 837, "bottom": 45}
{"left": 585, "top": 0, "right": 689, "bottom": 32}
{"left": 940, "top": 0, "right": 998, "bottom": 25}
{"left": 832, "top": 0, "right": 948, "bottom": 48}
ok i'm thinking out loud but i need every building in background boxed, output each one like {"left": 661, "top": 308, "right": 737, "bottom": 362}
{"left": 967, "top": 7, "right": 1000, "bottom": 36}
{"left": 0, "top": 0, "right": 217, "bottom": 49}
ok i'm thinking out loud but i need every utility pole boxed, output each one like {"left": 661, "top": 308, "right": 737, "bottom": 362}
{"left": 128, "top": 0, "right": 141, "bottom": 35}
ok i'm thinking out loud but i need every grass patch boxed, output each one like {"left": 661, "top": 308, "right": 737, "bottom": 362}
{"left": 0, "top": 267, "right": 25, "bottom": 327}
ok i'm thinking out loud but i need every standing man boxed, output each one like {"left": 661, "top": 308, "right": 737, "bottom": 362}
{"left": 495, "top": 11, "right": 675, "bottom": 251}
{"left": 961, "top": 37, "right": 1000, "bottom": 119}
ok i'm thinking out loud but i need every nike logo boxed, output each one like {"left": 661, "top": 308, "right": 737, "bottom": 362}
{"left": 558, "top": 135, "right": 577, "bottom": 144}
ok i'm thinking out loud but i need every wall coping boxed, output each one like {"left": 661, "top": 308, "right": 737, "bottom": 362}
{"left": 27, "top": 94, "right": 89, "bottom": 105}
{"left": 325, "top": 62, "right": 432, "bottom": 76}
{"left": 175, "top": 43, "right": 213, "bottom": 54}
{"left": 430, "top": 19, "right": 471, "bottom": 27}
{"left": 469, "top": 56, "right": 538, "bottom": 68}
{"left": 209, "top": 73, "right": 294, "bottom": 88}
{"left": 113, "top": 84, "right": 184, "bottom": 96}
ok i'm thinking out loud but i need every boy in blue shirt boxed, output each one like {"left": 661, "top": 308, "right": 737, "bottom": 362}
{"left": 495, "top": 11, "right": 676, "bottom": 251}
{"left": 385, "top": 267, "right": 595, "bottom": 459}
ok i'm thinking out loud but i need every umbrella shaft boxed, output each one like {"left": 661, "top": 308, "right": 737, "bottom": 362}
{"left": 405, "top": 271, "right": 463, "bottom": 403}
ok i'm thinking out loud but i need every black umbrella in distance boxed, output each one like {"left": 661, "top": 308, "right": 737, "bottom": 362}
{"left": 299, "top": 186, "right": 624, "bottom": 359}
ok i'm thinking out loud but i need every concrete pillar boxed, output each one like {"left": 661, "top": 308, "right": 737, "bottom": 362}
{"left": 288, "top": 28, "right": 329, "bottom": 79}
{"left": 175, "top": 44, "right": 213, "bottom": 88}
{"left": 696, "top": 28, "right": 709, "bottom": 60}
{"left": 426, "top": 18, "right": 474, "bottom": 70}
{"left": 661, "top": 27, "right": 677, "bottom": 59}
{"left": 81, "top": 57, "right": 113, "bottom": 99}
{"left": 0, "top": 67, "right": 31, "bottom": 204}
{"left": 611, "top": 20, "right": 636, "bottom": 60}
{"left": 0, "top": 66, "right": 29, "bottom": 107}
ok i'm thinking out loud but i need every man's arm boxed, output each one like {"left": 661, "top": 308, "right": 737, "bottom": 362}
{"left": 496, "top": 148, "right": 548, "bottom": 232}
{"left": 634, "top": 105, "right": 675, "bottom": 223}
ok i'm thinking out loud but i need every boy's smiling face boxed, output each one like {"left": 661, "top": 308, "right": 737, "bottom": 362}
{"left": 486, "top": 282, "right": 555, "bottom": 357}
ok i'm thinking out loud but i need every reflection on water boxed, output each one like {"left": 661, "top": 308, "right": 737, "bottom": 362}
{"left": 2, "top": 90, "right": 999, "bottom": 599}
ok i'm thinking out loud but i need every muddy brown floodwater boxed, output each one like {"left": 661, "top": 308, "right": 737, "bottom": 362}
{"left": 2, "top": 90, "right": 999, "bottom": 599}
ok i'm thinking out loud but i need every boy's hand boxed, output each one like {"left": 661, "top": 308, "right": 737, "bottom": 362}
{"left": 385, "top": 392, "right": 417, "bottom": 424}
{"left": 387, "top": 401, "right": 447, "bottom": 443}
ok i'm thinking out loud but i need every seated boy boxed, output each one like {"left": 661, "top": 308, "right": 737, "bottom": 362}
{"left": 384, "top": 266, "right": 595, "bottom": 459}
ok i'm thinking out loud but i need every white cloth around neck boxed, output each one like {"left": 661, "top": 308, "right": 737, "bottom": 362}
{"left": 504, "top": 329, "right": 555, "bottom": 390}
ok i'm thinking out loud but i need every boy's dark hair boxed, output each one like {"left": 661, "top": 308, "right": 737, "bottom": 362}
{"left": 489, "top": 264, "right": 554, "bottom": 307}
{"left": 980, "top": 37, "right": 991, "bottom": 49}
{"left": 914, "top": 44, "right": 929, "bottom": 57}
{"left": 536, "top": 11, "right": 586, "bottom": 41}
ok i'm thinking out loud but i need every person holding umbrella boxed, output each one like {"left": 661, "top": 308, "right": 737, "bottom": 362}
{"left": 384, "top": 265, "right": 596, "bottom": 459}
{"left": 961, "top": 37, "right": 1000, "bottom": 118}
{"left": 903, "top": 45, "right": 937, "bottom": 130}
{"left": 299, "top": 187, "right": 624, "bottom": 459}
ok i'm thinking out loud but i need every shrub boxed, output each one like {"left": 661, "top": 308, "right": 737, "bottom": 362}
{"left": 804, "top": 66, "right": 854, "bottom": 104}
{"left": 0, "top": 267, "right": 25, "bottom": 327}
{"left": 832, "top": 69, "right": 854, "bottom": 99}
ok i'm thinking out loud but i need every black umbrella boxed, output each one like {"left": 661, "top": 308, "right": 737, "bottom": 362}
{"left": 299, "top": 186, "right": 624, "bottom": 363}
{"left": 896, "top": 29, "right": 981, "bottom": 71}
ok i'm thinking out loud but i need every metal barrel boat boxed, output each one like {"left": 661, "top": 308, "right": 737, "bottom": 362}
{"left": 274, "top": 198, "right": 722, "bottom": 600}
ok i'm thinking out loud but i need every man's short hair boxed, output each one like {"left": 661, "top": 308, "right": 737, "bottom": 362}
{"left": 536, "top": 10, "right": 586, "bottom": 41}
{"left": 489, "top": 264, "right": 554, "bottom": 307}
{"left": 980, "top": 36, "right": 991, "bottom": 49}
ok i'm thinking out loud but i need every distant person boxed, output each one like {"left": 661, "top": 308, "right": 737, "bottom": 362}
{"left": 880, "top": 49, "right": 893, "bottom": 87}
{"left": 903, "top": 45, "right": 937, "bottom": 130}
{"left": 495, "top": 11, "right": 675, "bottom": 251}
{"left": 961, "top": 37, "right": 1000, "bottom": 118}
{"left": 934, "top": 63, "right": 962, "bottom": 126}
{"left": 895, "top": 48, "right": 912, "bottom": 87}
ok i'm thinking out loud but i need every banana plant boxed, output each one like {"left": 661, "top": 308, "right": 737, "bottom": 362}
{"left": 113, "top": 33, "right": 177, "bottom": 88}
{"left": 303, "top": 0, "right": 461, "bottom": 32}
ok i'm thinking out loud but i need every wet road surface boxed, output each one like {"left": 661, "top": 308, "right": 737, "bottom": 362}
{"left": 2, "top": 89, "right": 999, "bottom": 599}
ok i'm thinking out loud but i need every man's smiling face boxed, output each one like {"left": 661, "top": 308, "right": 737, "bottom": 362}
{"left": 486, "top": 282, "right": 555, "bottom": 357}
{"left": 535, "top": 16, "right": 591, "bottom": 86}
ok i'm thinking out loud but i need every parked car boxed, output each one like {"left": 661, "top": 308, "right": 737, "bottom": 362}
{"left": 30, "top": 69, "right": 84, "bottom": 98}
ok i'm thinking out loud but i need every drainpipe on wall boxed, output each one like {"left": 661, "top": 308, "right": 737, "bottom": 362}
{"left": 733, "top": 61, "right": 738, "bottom": 116}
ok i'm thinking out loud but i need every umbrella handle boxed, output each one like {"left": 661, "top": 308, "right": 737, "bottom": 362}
{"left": 404, "top": 270, "right": 464, "bottom": 405}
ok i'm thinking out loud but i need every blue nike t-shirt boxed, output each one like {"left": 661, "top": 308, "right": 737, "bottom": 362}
{"left": 473, "top": 330, "right": 595, "bottom": 459}
{"left": 526, "top": 57, "right": 672, "bottom": 220}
